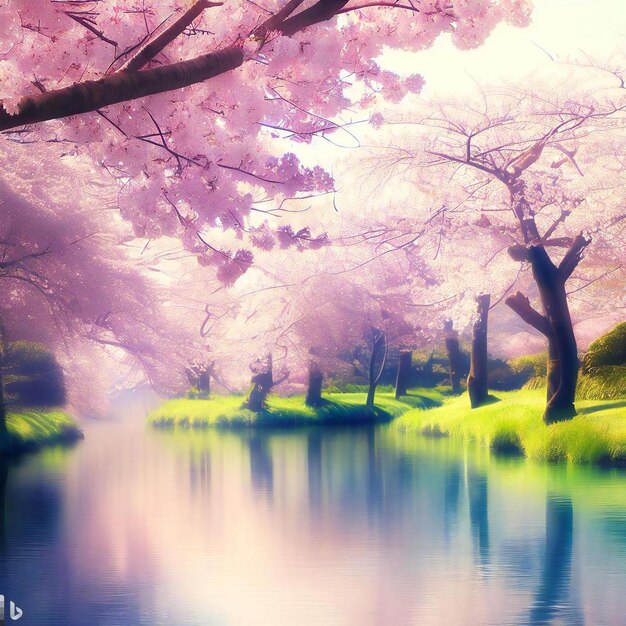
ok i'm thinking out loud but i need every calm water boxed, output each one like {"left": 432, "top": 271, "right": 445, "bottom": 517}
{"left": 1, "top": 405, "right": 626, "bottom": 626}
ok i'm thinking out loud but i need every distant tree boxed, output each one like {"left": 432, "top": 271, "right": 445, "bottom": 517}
{"left": 364, "top": 67, "right": 625, "bottom": 422}
{"left": 2, "top": 341, "right": 66, "bottom": 407}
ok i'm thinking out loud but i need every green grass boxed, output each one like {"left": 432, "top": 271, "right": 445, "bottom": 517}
{"left": 576, "top": 366, "right": 626, "bottom": 400}
{"left": 396, "top": 389, "right": 626, "bottom": 466}
{"left": 2, "top": 408, "right": 83, "bottom": 453}
{"left": 148, "top": 389, "right": 446, "bottom": 429}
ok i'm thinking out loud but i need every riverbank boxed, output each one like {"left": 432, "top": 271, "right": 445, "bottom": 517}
{"left": 397, "top": 389, "right": 626, "bottom": 466}
{"left": 148, "top": 387, "right": 626, "bottom": 467}
{"left": 148, "top": 389, "right": 445, "bottom": 429}
{"left": 1, "top": 409, "right": 83, "bottom": 454}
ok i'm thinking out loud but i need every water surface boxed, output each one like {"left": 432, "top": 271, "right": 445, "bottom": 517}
{"left": 1, "top": 406, "right": 625, "bottom": 626}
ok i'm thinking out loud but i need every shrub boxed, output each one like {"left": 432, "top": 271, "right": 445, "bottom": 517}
{"left": 3, "top": 341, "right": 66, "bottom": 407}
{"left": 576, "top": 366, "right": 626, "bottom": 400}
{"left": 583, "top": 322, "right": 626, "bottom": 372}
{"left": 510, "top": 352, "right": 548, "bottom": 378}
{"left": 487, "top": 357, "right": 529, "bottom": 390}
{"left": 412, "top": 348, "right": 469, "bottom": 388}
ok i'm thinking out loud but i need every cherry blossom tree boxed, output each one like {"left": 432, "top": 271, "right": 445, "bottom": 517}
{"left": 0, "top": 142, "right": 202, "bottom": 419}
{"left": 358, "top": 64, "right": 626, "bottom": 421}
{"left": 0, "top": 0, "right": 532, "bottom": 283}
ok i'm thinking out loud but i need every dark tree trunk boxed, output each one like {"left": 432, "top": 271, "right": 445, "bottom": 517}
{"left": 507, "top": 237, "right": 588, "bottom": 424}
{"left": 197, "top": 370, "right": 211, "bottom": 398}
{"left": 242, "top": 354, "right": 288, "bottom": 412}
{"left": 394, "top": 351, "right": 412, "bottom": 399}
{"left": 504, "top": 178, "right": 589, "bottom": 423}
{"left": 530, "top": 246, "right": 580, "bottom": 422}
{"left": 305, "top": 362, "right": 324, "bottom": 407}
{"left": 366, "top": 330, "right": 387, "bottom": 407}
{"left": 244, "top": 371, "right": 273, "bottom": 412}
{"left": 467, "top": 294, "right": 490, "bottom": 408}
{"left": 444, "top": 322, "right": 463, "bottom": 395}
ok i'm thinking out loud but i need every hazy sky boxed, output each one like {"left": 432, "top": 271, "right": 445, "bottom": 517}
{"left": 391, "top": 0, "right": 625, "bottom": 96}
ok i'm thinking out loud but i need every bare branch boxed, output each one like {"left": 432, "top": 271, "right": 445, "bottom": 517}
{"left": 119, "top": 0, "right": 223, "bottom": 72}
{"left": 505, "top": 291, "right": 552, "bottom": 337}
{"left": 559, "top": 232, "right": 592, "bottom": 280}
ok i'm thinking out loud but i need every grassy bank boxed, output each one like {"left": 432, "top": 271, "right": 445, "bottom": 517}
{"left": 396, "top": 389, "right": 626, "bottom": 466}
{"left": 2, "top": 409, "right": 83, "bottom": 454}
{"left": 148, "top": 389, "right": 445, "bottom": 429}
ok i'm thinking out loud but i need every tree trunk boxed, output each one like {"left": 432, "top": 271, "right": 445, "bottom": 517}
{"left": 444, "top": 322, "right": 462, "bottom": 395}
{"left": 394, "top": 351, "right": 412, "bottom": 399}
{"left": 467, "top": 294, "right": 490, "bottom": 408}
{"left": 506, "top": 233, "right": 590, "bottom": 424}
{"left": 244, "top": 371, "right": 273, "bottom": 412}
{"left": 366, "top": 330, "right": 387, "bottom": 407}
{"left": 197, "top": 370, "right": 211, "bottom": 399}
{"left": 305, "top": 362, "right": 324, "bottom": 407}
{"left": 531, "top": 248, "right": 579, "bottom": 422}
{"left": 243, "top": 354, "right": 288, "bottom": 412}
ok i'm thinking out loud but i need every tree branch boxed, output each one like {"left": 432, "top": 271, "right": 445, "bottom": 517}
{"left": 0, "top": 0, "right": 355, "bottom": 130}
{"left": 119, "top": 0, "right": 223, "bottom": 72}
{"left": 0, "top": 46, "right": 244, "bottom": 131}
{"left": 65, "top": 11, "right": 119, "bottom": 47}
{"left": 278, "top": 0, "right": 350, "bottom": 36}
{"left": 373, "top": 331, "right": 388, "bottom": 385}
{"left": 505, "top": 291, "right": 552, "bottom": 337}
{"left": 558, "top": 231, "right": 592, "bottom": 280}
{"left": 251, "top": 0, "right": 307, "bottom": 39}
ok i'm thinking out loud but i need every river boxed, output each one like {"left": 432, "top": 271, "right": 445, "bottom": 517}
{"left": 1, "top": 403, "right": 625, "bottom": 625}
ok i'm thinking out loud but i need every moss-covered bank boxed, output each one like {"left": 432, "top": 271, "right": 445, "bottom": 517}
{"left": 149, "top": 386, "right": 626, "bottom": 467}
{"left": 1, "top": 409, "right": 83, "bottom": 454}
{"left": 148, "top": 390, "right": 445, "bottom": 429}
{"left": 396, "top": 389, "right": 626, "bottom": 466}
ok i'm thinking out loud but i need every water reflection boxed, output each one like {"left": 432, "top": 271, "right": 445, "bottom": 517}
{"left": 467, "top": 468, "right": 490, "bottom": 566}
{"left": 249, "top": 432, "right": 273, "bottom": 497}
{"left": 521, "top": 496, "right": 585, "bottom": 626}
{"left": 443, "top": 462, "right": 461, "bottom": 542}
{"left": 307, "top": 430, "right": 322, "bottom": 514}
{"left": 1, "top": 420, "right": 625, "bottom": 625}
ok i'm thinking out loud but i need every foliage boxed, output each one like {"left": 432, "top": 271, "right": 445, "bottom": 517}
{"left": 583, "top": 322, "right": 626, "bottom": 372}
{"left": 509, "top": 353, "right": 548, "bottom": 390}
{"left": 324, "top": 383, "right": 394, "bottom": 394}
{"left": 3, "top": 341, "right": 66, "bottom": 407}
{"left": 186, "top": 386, "right": 210, "bottom": 400}
{"left": 0, "top": 1, "right": 532, "bottom": 282}
{"left": 487, "top": 357, "right": 529, "bottom": 391}
{"left": 396, "top": 390, "right": 626, "bottom": 466}
{"left": 411, "top": 349, "right": 470, "bottom": 388}
{"left": 1, "top": 409, "right": 82, "bottom": 452}
{"left": 576, "top": 366, "right": 626, "bottom": 400}
{"left": 509, "top": 352, "right": 548, "bottom": 378}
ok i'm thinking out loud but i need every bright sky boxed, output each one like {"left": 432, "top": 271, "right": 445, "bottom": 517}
{"left": 388, "top": 0, "right": 625, "bottom": 96}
